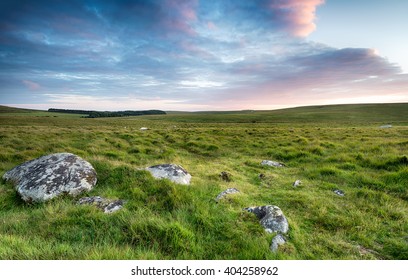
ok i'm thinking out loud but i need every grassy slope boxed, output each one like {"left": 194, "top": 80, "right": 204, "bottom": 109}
{"left": 0, "top": 103, "right": 407, "bottom": 259}
{"left": 0, "top": 105, "right": 87, "bottom": 118}
{"left": 153, "top": 103, "right": 408, "bottom": 126}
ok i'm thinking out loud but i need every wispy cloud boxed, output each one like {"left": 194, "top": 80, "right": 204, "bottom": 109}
{"left": 22, "top": 80, "right": 41, "bottom": 90}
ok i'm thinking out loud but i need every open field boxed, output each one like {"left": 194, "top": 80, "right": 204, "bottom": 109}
{"left": 0, "top": 104, "right": 407, "bottom": 259}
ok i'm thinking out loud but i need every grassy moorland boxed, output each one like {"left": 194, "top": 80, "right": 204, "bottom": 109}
{"left": 0, "top": 103, "right": 407, "bottom": 260}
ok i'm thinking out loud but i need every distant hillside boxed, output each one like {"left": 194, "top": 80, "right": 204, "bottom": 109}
{"left": 159, "top": 103, "right": 408, "bottom": 124}
{"left": 0, "top": 105, "right": 40, "bottom": 114}
{"left": 2, "top": 103, "right": 407, "bottom": 124}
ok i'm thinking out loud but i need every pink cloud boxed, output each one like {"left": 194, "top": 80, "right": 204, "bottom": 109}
{"left": 162, "top": 0, "right": 198, "bottom": 36}
{"left": 22, "top": 80, "right": 41, "bottom": 90}
{"left": 164, "top": 19, "right": 197, "bottom": 36}
{"left": 165, "top": 0, "right": 198, "bottom": 16}
{"left": 207, "top": 21, "right": 217, "bottom": 30}
{"left": 179, "top": 40, "right": 213, "bottom": 59}
{"left": 269, "top": 0, "right": 325, "bottom": 37}
{"left": 180, "top": 6, "right": 197, "bottom": 21}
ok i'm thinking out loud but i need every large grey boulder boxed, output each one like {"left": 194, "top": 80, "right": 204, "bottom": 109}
{"left": 245, "top": 205, "right": 289, "bottom": 234}
{"left": 146, "top": 164, "right": 191, "bottom": 185}
{"left": 2, "top": 153, "right": 97, "bottom": 203}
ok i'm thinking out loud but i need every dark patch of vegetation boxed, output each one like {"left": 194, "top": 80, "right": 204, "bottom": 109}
{"left": 48, "top": 108, "right": 166, "bottom": 118}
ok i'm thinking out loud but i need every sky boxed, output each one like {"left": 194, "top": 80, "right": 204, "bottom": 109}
{"left": 0, "top": 0, "right": 407, "bottom": 111}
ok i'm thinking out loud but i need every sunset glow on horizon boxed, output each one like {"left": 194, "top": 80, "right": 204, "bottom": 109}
{"left": 1, "top": 0, "right": 407, "bottom": 111}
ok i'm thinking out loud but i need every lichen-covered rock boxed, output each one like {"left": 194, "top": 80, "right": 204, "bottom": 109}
{"left": 215, "top": 188, "right": 239, "bottom": 201}
{"left": 78, "top": 196, "right": 125, "bottom": 213}
{"left": 293, "top": 180, "right": 302, "bottom": 187}
{"left": 245, "top": 205, "right": 289, "bottom": 234}
{"left": 261, "top": 160, "right": 285, "bottom": 167}
{"left": 334, "top": 189, "right": 345, "bottom": 196}
{"left": 146, "top": 164, "right": 191, "bottom": 185}
{"left": 2, "top": 153, "right": 97, "bottom": 203}
{"left": 270, "top": 234, "right": 286, "bottom": 252}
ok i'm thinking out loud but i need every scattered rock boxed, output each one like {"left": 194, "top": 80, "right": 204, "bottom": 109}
{"left": 215, "top": 188, "right": 240, "bottom": 202}
{"left": 261, "top": 160, "right": 285, "bottom": 167}
{"left": 2, "top": 153, "right": 97, "bottom": 203}
{"left": 219, "top": 171, "right": 232, "bottom": 182}
{"left": 334, "top": 189, "right": 345, "bottom": 196}
{"left": 78, "top": 196, "right": 125, "bottom": 213}
{"left": 270, "top": 234, "right": 286, "bottom": 252}
{"left": 293, "top": 180, "right": 301, "bottom": 187}
{"left": 356, "top": 245, "right": 379, "bottom": 257}
{"left": 379, "top": 124, "right": 392, "bottom": 128}
{"left": 245, "top": 205, "right": 289, "bottom": 234}
{"left": 146, "top": 164, "right": 191, "bottom": 185}
{"left": 140, "top": 127, "right": 149, "bottom": 131}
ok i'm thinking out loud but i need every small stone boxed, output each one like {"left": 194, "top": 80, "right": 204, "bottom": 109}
{"left": 146, "top": 164, "right": 191, "bottom": 185}
{"left": 261, "top": 160, "right": 285, "bottom": 167}
{"left": 293, "top": 180, "right": 301, "bottom": 187}
{"left": 334, "top": 189, "right": 345, "bottom": 196}
{"left": 379, "top": 124, "right": 392, "bottom": 128}
{"left": 270, "top": 234, "right": 286, "bottom": 252}
{"left": 78, "top": 196, "right": 104, "bottom": 205}
{"left": 259, "top": 173, "right": 266, "bottom": 179}
{"left": 219, "top": 171, "right": 232, "bottom": 182}
{"left": 103, "top": 200, "right": 125, "bottom": 213}
{"left": 215, "top": 188, "right": 240, "bottom": 201}
{"left": 245, "top": 205, "right": 289, "bottom": 234}
{"left": 78, "top": 196, "right": 125, "bottom": 214}
{"left": 140, "top": 127, "right": 149, "bottom": 131}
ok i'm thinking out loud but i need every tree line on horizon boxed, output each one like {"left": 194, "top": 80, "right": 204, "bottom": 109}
{"left": 48, "top": 108, "right": 166, "bottom": 118}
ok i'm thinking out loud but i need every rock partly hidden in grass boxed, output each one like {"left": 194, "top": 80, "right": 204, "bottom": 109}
{"left": 270, "top": 234, "right": 286, "bottom": 252}
{"left": 77, "top": 196, "right": 125, "bottom": 213}
{"left": 219, "top": 171, "right": 232, "bottom": 182}
{"left": 146, "top": 164, "right": 192, "bottom": 185}
{"left": 215, "top": 188, "right": 240, "bottom": 202}
{"left": 261, "top": 160, "right": 285, "bottom": 167}
{"left": 334, "top": 189, "right": 345, "bottom": 196}
{"left": 2, "top": 153, "right": 97, "bottom": 203}
{"left": 245, "top": 205, "right": 289, "bottom": 234}
{"left": 293, "top": 180, "right": 302, "bottom": 187}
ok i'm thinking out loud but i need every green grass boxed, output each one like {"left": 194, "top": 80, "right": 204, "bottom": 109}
{"left": 0, "top": 103, "right": 407, "bottom": 259}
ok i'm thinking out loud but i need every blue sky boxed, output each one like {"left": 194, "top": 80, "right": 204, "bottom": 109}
{"left": 0, "top": 0, "right": 407, "bottom": 111}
